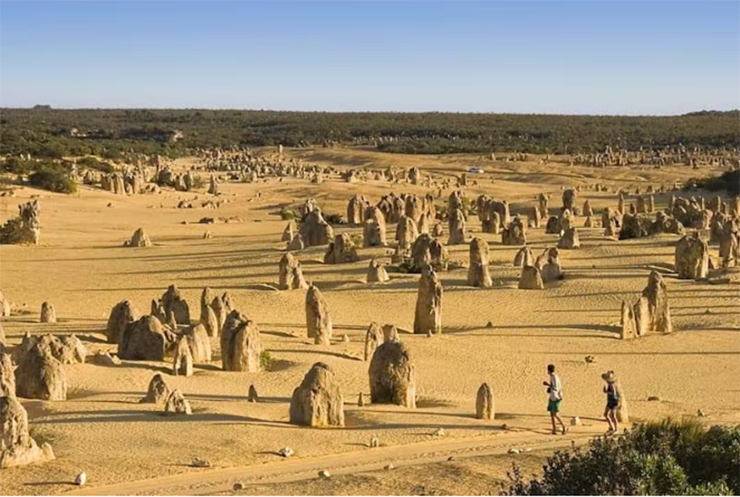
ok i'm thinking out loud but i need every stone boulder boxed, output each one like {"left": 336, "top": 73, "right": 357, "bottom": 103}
{"left": 140, "top": 373, "right": 171, "bottom": 404}
{"left": 15, "top": 343, "right": 68, "bottom": 401}
{"left": 0, "top": 396, "right": 55, "bottom": 468}
{"left": 220, "top": 310, "right": 262, "bottom": 372}
{"left": 413, "top": 266, "right": 442, "bottom": 335}
{"left": 324, "top": 233, "right": 359, "bottom": 264}
{"left": 518, "top": 265, "right": 544, "bottom": 290}
{"left": 475, "top": 383, "right": 494, "bottom": 420}
{"left": 106, "top": 300, "right": 140, "bottom": 345}
{"left": 369, "top": 340, "right": 416, "bottom": 408}
{"left": 306, "top": 286, "right": 332, "bottom": 345}
{"left": 279, "top": 253, "right": 309, "bottom": 290}
{"left": 118, "top": 315, "right": 168, "bottom": 361}
{"left": 467, "top": 237, "right": 492, "bottom": 288}
{"left": 125, "top": 228, "right": 152, "bottom": 247}
{"left": 675, "top": 232, "right": 709, "bottom": 280}
{"left": 289, "top": 362, "right": 345, "bottom": 427}
{"left": 366, "top": 259, "right": 389, "bottom": 283}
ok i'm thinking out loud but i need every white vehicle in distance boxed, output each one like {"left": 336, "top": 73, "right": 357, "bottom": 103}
{"left": 468, "top": 166, "right": 485, "bottom": 174}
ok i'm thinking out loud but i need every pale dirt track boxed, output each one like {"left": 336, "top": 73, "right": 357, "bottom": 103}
{"left": 63, "top": 431, "right": 595, "bottom": 496}
{"left": 1, "top": 148, "right": 738, "bottom": 495}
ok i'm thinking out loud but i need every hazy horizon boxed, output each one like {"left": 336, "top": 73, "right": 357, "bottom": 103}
{"left": 1, "top": 1, "right": 739, "bottom": 114}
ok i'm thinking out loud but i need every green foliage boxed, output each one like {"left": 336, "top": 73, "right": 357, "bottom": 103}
{"left": 279, "top": 207, "right": 298, "bottom": 220}
{"left": 324, "top": 213, "right": 346, "bottom": 225}
{"left": 259, "top": 350, "right": 273, "bottom": 371}
{"left": 2, "top": 157, "right": 36, "bottom": 175}
{"left": 504, "top": 419, "right": 739, "bottom": 496}
{"left": 29, "top": 164, "right": 77, "bottom": 194}
{"left": 0, "top": 109, "right": 737, "bottom": 158}
{"left": 0, "top": 217, "right": 26, "bottom": 244}
{"left": 76, "top": 156, "right": 115, "bottom": 173}
{"left": 686, "top": 170, "right": 740, "bottom": 196}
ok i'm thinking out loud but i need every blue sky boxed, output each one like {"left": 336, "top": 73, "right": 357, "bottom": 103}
{"left": 0, "top": 1, "right": 738, "bottom": 114}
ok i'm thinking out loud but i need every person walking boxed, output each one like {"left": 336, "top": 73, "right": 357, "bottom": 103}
{"left": 602, "top": 370, "right": 620, "bottom": 434}
{"left": 543, "top": 364, "right": 567, "bottom": 435}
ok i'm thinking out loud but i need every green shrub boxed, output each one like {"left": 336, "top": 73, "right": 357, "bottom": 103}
{"left": 279, "top": 207, "right": 298, "bottom": 220}
{"left": 29, "top": 165, "right": 77, "bottom": 194}
{"left": 260, "top": 350, "right": 273, "bottom": 371}
{"left": 686, "top": 170, "right": 740, "bottom": 196}
{"left": 2, "top": 157, "right": 37, "bottom": 175}
{"left": 76, "top": 156, "right": 115, "bottom": 174}
{"left": 504, "top": 419, "right": 739, "bottom": 496}
{"left": 324, "top": 213, "right": 346, "bottom": 225}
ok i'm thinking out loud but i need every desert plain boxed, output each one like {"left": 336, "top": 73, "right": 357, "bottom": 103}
{"left": 1, "top": 147, "right": 738, "bottom": 495}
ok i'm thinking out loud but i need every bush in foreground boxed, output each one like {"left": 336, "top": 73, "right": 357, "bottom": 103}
{"left": 504, "top": 418, "right": 740, "bottom": 496}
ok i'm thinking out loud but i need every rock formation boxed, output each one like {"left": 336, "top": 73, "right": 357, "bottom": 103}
{"left": 39, "top": 302, "right": 56, "bottom": 323}
{"left": 475, "top": 383, "right": 494, "bottom": 420}
{"left": 163, "top": 389, "right": 192, "bottom": 416}
{"left": 0, "top": 396, "right": 55, "bottom": 468}
{"left": 364, "top": 322, "right": 383, "bottom": 361}
{"left": 368, "top": 340, "right": 416, "bottom": 408}
{"left": 220, "top": 310, "right": 262, "bottom": 372}
{"left": 160, "top": 285, "right": 191, "bottom": 326}
{"left": 1, "top": 352, "right": 15, "bottom": 397}
{"left": 172, "top": 337, "right": 193, "bottom": 377}
{"left": 396, "top": 216, "right": 419, "bottom": 254}
{"left": 675, "top": 232, "right": 709, "bottom": 280}
{"left": 140, "top": 373, "right": 171, "bottom": 404}
{"left": 0, "top": 290, "right": 10, "bottom": 317}
{"left": 199, "top": 288, "right": 219, "bottom": 337}
{"left": 324, "top": 233, "right": 359, "bottom": 264}
{"left": 299, "top": 209, "right": 334, "bottom": 247}
{"left": 518, "top": 265, "right": 544, "bottom": 290}
{"left": 306, "top": 286, "right": 332, "bottom": 345}
{"left": 514, "top": 246, "right": 534, "bottom": 267}
{"left": 414, "top": 266, "right": 442, "bottom": 335}
{"left": 184, "top": 323, "right": 212, "bottom": 363}
{"left": 447, "top": 208, "right": 466, "bottom": 245}
{"left": 410, "top": 234, "right": 449, "bottom": 272}
{"left": 557, "top": 227, "right": 581, "bottom": 249}
{"left": 501, "top": 216, "right": 527, "bottom": 245}
{"left": 15, "top": 342, "right": 67, "bottom": 401}
{"left": 363, "top": 207, "right": 387, "bottom": 247}
{"left": 289, "top": 362, "right": 345, "bottom": 427}
{"left": 467, "top": 237, "right": 492, "bottom": 288}
{"left": 125, "top": 228, "right": 152, "bottom": 247}
{"left": 106, "top": 300, "right": 140, "bottom": 344}
{"left": 366, "top": 258, "right": 389, "bottom": 283}
{"left": 279, "top": 253, "right": 309, "bottom": 290}
{"left": 118, "top": 315, "right": 168, "bottom": 361}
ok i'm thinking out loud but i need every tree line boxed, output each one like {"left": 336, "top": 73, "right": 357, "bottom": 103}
{"left": 1, "top": 108, "right": 738, "bottom": 159}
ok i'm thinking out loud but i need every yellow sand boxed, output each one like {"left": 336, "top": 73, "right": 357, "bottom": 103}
{"left": 1, "top": 149, "right": 738, "bottom": 495}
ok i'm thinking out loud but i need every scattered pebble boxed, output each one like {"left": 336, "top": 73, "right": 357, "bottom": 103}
{"left": 233, "top": 482, "right": 244, "bottom": 491}
{"left": 485, "top": 321, "right": 494, "bottom": 329}
{"left": 74, "top": 472, "right": 87, "bottom": 486}
{"left": 647, "top": 396, "right": 661, "bottom": 401}
{"left": 384, "top": 463, "right": 395, "bottom": 470}
{"left": 585, "top": 355, "right": 595, "bottom": 364}
{"left": 433, "top": 428, "right": 445, "bottom": 437}
{"left": 698, "top": 409, "right": 707, "bottom": 417}
{"left": 318, "top": 469, "right": 331, "bottom": 479}
{"left": 369, "top": 437, "right": 380, "bottom": 448}
{"left": 570, "top": 416, "right": 581, "bottom": 426}
{"left": 191, "top": 458, "right": 211, "bottom": 468}
{"left": 278, "top": 446, "right": 295, "bottom": 458}
{"left": 508, "top": 448, "right": 520, "bottom": 454}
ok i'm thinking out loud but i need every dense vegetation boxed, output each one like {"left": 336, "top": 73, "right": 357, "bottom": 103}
{"left": 687, "top": 170, "right": 740, "bottom": 196}
{"left": 1, "top": 108, "right": 738, "bottom": 159}
{"left": 504, "top": 419, "right": 740, "bottom": 496}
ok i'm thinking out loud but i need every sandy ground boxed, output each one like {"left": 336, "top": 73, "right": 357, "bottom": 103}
{"left": 0, "top": 148, "right": 738, "bottom": 495}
